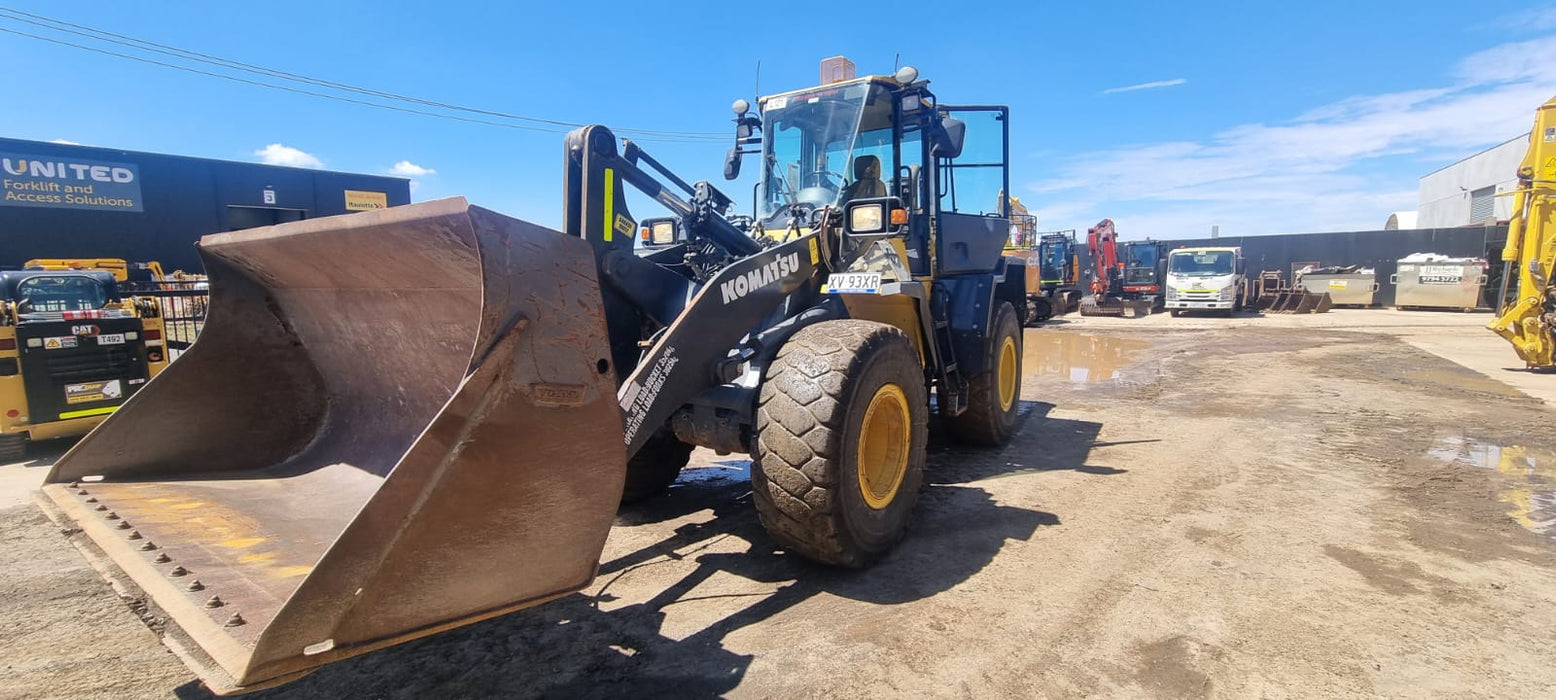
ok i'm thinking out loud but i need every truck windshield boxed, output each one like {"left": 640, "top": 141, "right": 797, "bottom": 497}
{"left": 1169, "top": 251, "right": 1234, "bottom": 276}
{"left": 14, "top": 275, "right": 110, "bottom": 311}
{"left": 758, "top": 81, "right": 894, "bottom": 225}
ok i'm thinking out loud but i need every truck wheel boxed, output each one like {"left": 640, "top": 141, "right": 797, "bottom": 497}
{"left": 0, "top": 433, "right": 26, "bottom": 462}
{"left": 619, "top": 426, "right": 694, "bottom": 504}
{"left": 944, "top": 301, "right": 1022, "bottom": 446}
{"left": 753, "top": 320, "right": 928, "bottom": 567}
{"left": 1170, "top": 309, "right": 1182, "bottom": 317}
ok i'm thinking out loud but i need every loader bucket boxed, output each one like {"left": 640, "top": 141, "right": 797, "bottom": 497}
{"left": 38, "top": 198, "right": 627, "bottom": 694}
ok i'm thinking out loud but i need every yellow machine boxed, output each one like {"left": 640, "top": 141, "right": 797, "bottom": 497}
{"left": 0, "top": 259, "right": 171, "bottom": 459}
{"left": 1489, "top": 95, "right": 1556, "bottom": 368}
{"left": 38, "top": 64, "right": 1027, "bottom": 694}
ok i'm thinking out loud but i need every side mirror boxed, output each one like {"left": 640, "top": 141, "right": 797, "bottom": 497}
{"left": 932, "top": 117, "right": 965, "bottom": 159}
{"left": 724, "top": 147, "right": 742, "bottom": 181}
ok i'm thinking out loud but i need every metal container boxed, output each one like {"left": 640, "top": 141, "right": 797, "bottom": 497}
{"left": 1299, "top": 273, "right": 1377, "bottom": 306}
{"left": 1391, "top": 260, "right": 1486, "bottom": 311}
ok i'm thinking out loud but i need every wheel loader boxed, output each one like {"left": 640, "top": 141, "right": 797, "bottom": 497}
{"left": 37, "top": 64, "right": 1027, "bottom": 694}
{"left": 1488, "top": 95, "right": 1556, "bottom": 368}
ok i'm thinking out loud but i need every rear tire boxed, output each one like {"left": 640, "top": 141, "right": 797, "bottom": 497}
{"left": 0, "top": 433, "right": 26, "bottom": 462}
{"left": 1170, "top": 309, "right": 1183, "bottom": 317}
{"left": 944, "top": 301, "right": 1022, "bottom": 446}
{"left": 753, "top": 320, "right": 928, "bottom": 567}
{"left": 619, "top": 426, "right": 694, "bottom": 504}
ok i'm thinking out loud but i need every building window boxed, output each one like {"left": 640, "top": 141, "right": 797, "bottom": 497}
{"left": 1468, "top": 185, "right": 1496, "bottom": 224}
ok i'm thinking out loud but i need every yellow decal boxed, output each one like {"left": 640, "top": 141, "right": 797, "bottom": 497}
{"left": 58, "top": 406, "right": 117, "bottom": 419}
{"left": 344, "top": 190, "right": 388, "bottom": 211}
{"left": 809, "top": 237, "right": 820, "bottom": 264}
{"left": 603, "top": 168, "right": 615, "bottom": 242}
{"left": 1328, "top": 280, "right": 1348, "bottom": 289}
{"left": 614, "top": 213, "right": 635, "bottom": 239}
{"left": 1545, "top": 156, "right": 1556, "bottom": 179}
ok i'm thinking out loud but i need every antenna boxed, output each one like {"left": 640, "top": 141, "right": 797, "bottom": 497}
{"left": 754, "top": 60, "right": 761, "bottom": 99}
{"left": 893, "top": 53, "right": 900, "bottom": 71}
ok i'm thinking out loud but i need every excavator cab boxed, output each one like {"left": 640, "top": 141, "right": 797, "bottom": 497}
{"left": 41, "top": 62, "right": 1027, "bottom": 694}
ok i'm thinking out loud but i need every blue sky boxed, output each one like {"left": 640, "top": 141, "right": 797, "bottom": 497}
{"left": 3, "top": 1, "right": 1555, "bottom": 238}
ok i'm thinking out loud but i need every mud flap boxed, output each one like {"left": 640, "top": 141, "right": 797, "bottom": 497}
{"left": 38, "top": 198, "right": 627, "bottom": 693}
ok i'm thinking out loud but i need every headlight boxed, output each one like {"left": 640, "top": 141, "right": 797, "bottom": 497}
{"left": 1221, "top": 287, "right": 1235, "bottom": 300}
{"left": 25, "top": 337, "right": 42, "bottom": 348}
{"left": 849, "top": 203, "right": 885, "bottom": 233}
{"left": 650, "top": 221, "right": 676, "bottom": 245}
{"left": 1165, "top": 289, "right": 1178, "bottom": 300}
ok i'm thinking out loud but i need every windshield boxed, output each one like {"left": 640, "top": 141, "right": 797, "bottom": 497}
{"left": 758, "top": 82, "right": 894, "bottom": 224}
{"left": 1124, "top": 245, "right": 1161, "bottom": 284}
{"left": 1169, "top": 251, "right": 1235, "bottom": 276}
{"left": 1038, "top": 238, "right": 1069, "bottom": 282}
{"left": 15, "top": 275, "right": 109, "bottom": 311}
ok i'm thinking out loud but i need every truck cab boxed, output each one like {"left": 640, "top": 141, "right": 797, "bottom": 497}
{"left": 0, "top": 268, "right": 169, "bottom": 458}
{"left": 1164, "top": 246, "right": 1246, "bottom": 316}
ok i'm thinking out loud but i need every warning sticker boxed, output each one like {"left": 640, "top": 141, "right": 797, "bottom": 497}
{"left": 1327, "top": 280, "right": 1349, "bottom": 289}
{"left": 43, "top": 336, "right": 78, "bottom": 350}
{"left": 64, "top": 379, "right": 123, "bottom": 405}
{"left": 613, "top": 213, "right": 635, "bottom": 239}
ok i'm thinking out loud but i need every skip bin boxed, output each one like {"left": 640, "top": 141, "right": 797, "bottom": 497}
{"left": 1299, "top": 272, "right": 1377, "bottom": 307}
{"left": 1391, "top": 259, "right": 1486, "bottom": 311}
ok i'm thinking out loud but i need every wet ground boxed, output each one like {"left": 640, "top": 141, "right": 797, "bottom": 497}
{"left": 1, "top": 309, "right": 1554, "bottom": 698}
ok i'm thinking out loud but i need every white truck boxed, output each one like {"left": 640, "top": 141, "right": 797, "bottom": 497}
{"left": 1164, "top": 246, "right": 1246, "bottom": 317}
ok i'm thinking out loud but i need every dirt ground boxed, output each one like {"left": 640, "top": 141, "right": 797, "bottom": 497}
{"left": 2, "top": 309, "right": 1554, "bottom": 699}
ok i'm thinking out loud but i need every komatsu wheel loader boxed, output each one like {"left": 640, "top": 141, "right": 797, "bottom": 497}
{"left": 1488, "top": 95, "right": 1556, "bottom": 368}
{"left": 37, "top": 64, "right": 1026, "bottom": 694}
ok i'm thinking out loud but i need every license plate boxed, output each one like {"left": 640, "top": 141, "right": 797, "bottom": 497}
{"left": 96, "top": 333, "right": 126, "bottom": 345}
{"left": 827, "top": 272, "right": 882, "bottom": 294}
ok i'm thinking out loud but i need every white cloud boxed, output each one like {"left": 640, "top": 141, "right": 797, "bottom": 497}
{"left": 49, "top": 138, "right": 80, "bottom": 145}
{"left": 1101, "top": 78, "right": 1187, "bottom": 95}
{"left": 1031, "top": 35, "right": 1556, "bottom": 236}
{"left": 388, "top": 160, "right": 436, "bottom": 177}
{"left": 253, "top": 143, "right": 324, "bottom": 169}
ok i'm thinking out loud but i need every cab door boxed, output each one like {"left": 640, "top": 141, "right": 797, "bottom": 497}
{"left": 933, "top": 106, "right": 1010, "bottom": 276}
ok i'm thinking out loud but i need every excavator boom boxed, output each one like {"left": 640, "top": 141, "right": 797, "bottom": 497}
{"left": 1489, "top": 95, "right": 1556, "bottom": 367}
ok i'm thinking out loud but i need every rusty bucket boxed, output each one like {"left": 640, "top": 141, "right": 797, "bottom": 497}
{"left": 38, "top": 198, "right": 627, "bottom": 693}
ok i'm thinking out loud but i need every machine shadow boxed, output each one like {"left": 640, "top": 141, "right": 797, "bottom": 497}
{"left": 218, "top": 400, "right": 1105, "bottom": 700}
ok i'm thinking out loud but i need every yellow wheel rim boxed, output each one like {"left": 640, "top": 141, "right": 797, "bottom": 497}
{"left": 857, "top": 383, "right": 911, "bottom": 510}
{"left": 997, "top": 335, "right": 1018, "bottom": 412}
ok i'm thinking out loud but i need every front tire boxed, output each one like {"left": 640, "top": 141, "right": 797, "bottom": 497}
{"left": 0, "top": 433, "right": 25, "bottom": 462}
{"left": 944, "top": 301, "right": 1022, "bottom": 446}
{"left": 619, "top": 426, "right": 694, "bottom": 504}
{"left": 753, "top": 320, "right": 928, "bottom": 567}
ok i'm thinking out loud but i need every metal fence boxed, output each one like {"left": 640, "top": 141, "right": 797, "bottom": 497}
{"left": 120, "top": 280, "right": 209, "bottom": 353}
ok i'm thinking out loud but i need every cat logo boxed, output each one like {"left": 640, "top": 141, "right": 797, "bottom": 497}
{"left": 71, "top": 324, "right": 99, "bottom": 337}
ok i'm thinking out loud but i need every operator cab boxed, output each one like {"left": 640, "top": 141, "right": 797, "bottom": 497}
{"left": 729, "top": 66, "right": 1012, "bottom": 278}
{"left": 2, "top": 270, "right": 118, "bottom": 316}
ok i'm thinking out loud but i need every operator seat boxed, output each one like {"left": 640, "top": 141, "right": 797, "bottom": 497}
{"left": 840, "top": 155, "right": 887, "bottom": 203}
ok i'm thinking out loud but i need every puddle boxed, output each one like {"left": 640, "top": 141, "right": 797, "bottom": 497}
{"left": 1023, "top": 331, "right": 1149, "bottom": 384}
{"left": 1428, "top": 436, "right": 1556, "bottom": 541}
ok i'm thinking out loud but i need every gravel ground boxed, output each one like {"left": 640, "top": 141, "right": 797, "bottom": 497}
{"left": 2, "top": 310, "right": 1553, "bottom": 699}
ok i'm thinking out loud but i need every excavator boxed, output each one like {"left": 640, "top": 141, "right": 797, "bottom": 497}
{"left": 37, "top": 63, "right": 1028, "bottom": 693}
{"left": 1489, "top": 95, "right": 1556, "bottom": 368}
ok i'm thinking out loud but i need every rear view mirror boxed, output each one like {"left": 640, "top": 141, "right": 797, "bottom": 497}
{"left": 724, "top": 147, "right": 742, "bottom": 180}
{"left": 932, "top": 117, "right": 965, "bottom": 159}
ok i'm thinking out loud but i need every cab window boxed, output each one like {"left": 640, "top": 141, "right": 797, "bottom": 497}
{"left": 15, "top": 276, "right": 109, "bottom": 312}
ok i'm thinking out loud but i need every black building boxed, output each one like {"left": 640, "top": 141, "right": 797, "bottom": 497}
{"left": 1, "top": 137, "right": 411, "bottom": 271}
